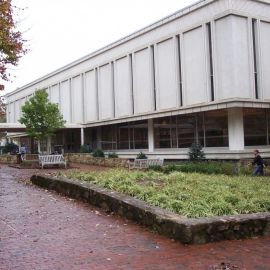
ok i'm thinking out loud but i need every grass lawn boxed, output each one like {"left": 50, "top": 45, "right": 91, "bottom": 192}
{"left": 58, "top": 169, "right": 270, "bottom": 218}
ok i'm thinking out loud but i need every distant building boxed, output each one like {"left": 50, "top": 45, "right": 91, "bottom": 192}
{"left": 2, "top": 0, "right": 270, "bottom": 159}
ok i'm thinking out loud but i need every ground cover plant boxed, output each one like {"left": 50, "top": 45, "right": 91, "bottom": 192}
{"left": 58, "top": 169, "right": 270, "bottom": 218}
{"left": 149, "top": 161, "right": 251, "bottom": 176}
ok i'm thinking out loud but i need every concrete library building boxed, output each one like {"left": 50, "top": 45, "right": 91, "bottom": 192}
{"left": 2, "top": 0, "right": 270, "bottom": 159}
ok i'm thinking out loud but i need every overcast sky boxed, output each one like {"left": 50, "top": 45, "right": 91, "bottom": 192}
{"left": 3, "top": 0, "right": 197, "bottom": 94}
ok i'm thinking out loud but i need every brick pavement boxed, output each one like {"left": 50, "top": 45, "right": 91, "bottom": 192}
{"left": 0, "top": 165, "right": 269, "bottom": 270}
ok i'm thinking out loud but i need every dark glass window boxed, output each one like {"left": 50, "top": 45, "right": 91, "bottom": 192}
{"left": 196, "top": 114, "right": 205, "bottom": 147}
{"left": 117, "top": 124, "right": 130, "bottom": 150}
{"left": 154, "top": 111, "right": 228, "bottom": 149}
{"left": 177, "top": 115, "right": 196, "bottom": 148}
{"left": 131, "top": 121, "right": 148, "bottom": 149}
{"left": 98, "top": 110, "right": 231, "bottom": 151}
{"left": 204, "top": 110, "right": 228, "bottom": 147}
{"left": 244, "top": 109, "right": 267, "bottom": 146}
{"left": 154, "top": 117, "right": 172, "bottom": 148}
{"left": 100, "top": 121, "right": 148, "bottom": 150}
{"left": 65, "top": 130, "right": 80, "bottom": 152}
{"left": 101, "top": 125, "right": 117, "bottom": 150}
{"left": 171, "top": 117, "right": 178, "bottom": 148}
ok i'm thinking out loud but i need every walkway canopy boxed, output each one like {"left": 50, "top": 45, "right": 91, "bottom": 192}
{"left": 0, "top": 123, "right": 82, "bottom": 133}
{"left": 0, "top": 123, "right": 26, "bottom": 133}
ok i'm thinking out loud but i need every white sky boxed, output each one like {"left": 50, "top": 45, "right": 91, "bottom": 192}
{"left": 3, "top": 0, "right": 197, "bottom": 94}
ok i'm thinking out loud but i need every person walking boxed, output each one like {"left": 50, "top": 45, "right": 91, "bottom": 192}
{"left": 19, "top": 143, "right": 26, "bottom": 161}
{"left": 252, "top": 150, "right": 264, "bottom": 176}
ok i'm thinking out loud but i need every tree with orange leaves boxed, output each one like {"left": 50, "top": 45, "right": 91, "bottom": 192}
{"left": 0, "top": 0, "right": 27, "bottom": 90}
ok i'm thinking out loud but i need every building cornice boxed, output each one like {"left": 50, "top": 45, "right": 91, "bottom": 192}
{"left": 83, "top": 99, "right": 270, "bottom": 128}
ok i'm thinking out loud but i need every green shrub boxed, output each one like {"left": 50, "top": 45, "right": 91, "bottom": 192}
{"left": 148, "top": 165, "right": 163, "bottom": 172}
{"left": 108, "top": 152, "right": 118, "bottom": 158}
{"left": 163, "top": 164, "right": 179, "bottom": 174}
{"left": 188, "top": 142, "right": 205, "bottom": 160}
{"left": 80, "top": 144, "right": 91, "bottom": 153}
{"left": 240, "top": 165, "right": 252, "bottom": 175}
{"left": 136, "top": 152, "right": 147, "bottom": 159}
{"left": 92, "top": 149, "right": 105, "bottom": 158}
{"left": 149, "top": 161, "right": 239, "bottom": 176}
{"left": 177, "top": 161, "right": 234, "bottom": 175}
{"left": 2, "top": 141, "right": 18, "bottom": 154}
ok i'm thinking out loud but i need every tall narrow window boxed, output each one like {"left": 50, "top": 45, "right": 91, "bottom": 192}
{"left": 252, "top": 19, "right": 259, "bottom": 99}
{"left": 207, "top": 23, "right": 214, "bottom": 101}
{"left": 150, "top": 45, "right": 157, "bottom": 111}
{"left": 176, "top": 35, "right": 183, "bottom": 106}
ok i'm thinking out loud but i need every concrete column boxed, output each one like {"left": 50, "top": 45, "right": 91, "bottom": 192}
{"left": 148, "top": 119, "right": 154, "bottom": 153}
{"left": 228, "top": 108, "right": 245, "bottom": 151}
{"left": 80, "top": 128, "right": 85, "bottom": 146}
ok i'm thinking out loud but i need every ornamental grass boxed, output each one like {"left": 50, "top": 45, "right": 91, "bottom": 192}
{"left": 59, "top": 169, "right": 270, "bottom": 218}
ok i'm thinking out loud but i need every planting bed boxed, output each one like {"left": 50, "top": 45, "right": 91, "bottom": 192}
{"left": 31, "top": 169, "right": 270, "bottom": 244}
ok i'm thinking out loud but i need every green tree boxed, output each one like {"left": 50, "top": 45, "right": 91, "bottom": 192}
{"left": 0, "top": 0, "right": 27, "bottom": 90}
{"left": 19, "top": 89, "right": 65, "bottom": 153}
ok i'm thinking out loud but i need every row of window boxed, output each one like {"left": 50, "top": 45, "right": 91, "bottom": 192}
{"left": 100, "top": 121, "right": 148, "bottom": 150}
{"left": 98, "top": 109, "right": 270, "bottom": 150}
{"left": 154, "top": 110, "right": 228, "bottom": 148}
{"left": 99, "top": 110, "right": 228, "bottom": 150}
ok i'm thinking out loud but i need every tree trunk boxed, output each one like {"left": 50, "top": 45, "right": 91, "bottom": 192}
{"left": 37, "top": 140, "right": 41, "bottom": 154}
{"left": 46, "top": 136, "right": 51, "bottom": 154}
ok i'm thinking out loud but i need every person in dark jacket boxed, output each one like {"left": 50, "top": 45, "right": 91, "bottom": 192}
{"left": 252, "top": 150, "right": 264, "bottom": 176}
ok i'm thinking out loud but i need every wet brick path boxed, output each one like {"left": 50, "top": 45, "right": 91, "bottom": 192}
{"left": 0, "top": 165, "right": 269, "bottom": 270}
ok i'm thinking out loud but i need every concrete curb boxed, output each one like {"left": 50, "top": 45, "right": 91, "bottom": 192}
{"left": 30, "top": 175, "right": 270, "bottom": 244}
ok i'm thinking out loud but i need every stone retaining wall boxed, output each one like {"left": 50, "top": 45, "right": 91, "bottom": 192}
{"left": 0, "top": 154, "right": 17, "bottom": 164}
{"left": 31, "top": 175, "right": 270, "bottom": 244}
{"left": 64, "top": 153, "right": 129, "bottom": 168}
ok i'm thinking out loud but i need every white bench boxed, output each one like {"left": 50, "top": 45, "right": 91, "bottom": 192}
{"left": 129, "top": 158, "right": 164, "bottom": 169}
{"left": 39, "top": 154, "right": 67, "bottom": 169}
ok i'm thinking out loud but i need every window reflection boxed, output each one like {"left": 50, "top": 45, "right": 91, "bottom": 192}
{"left": 100, "top": 121, "right": 148, "bottom": 150}
{"left": 154, "top": 118, "right": 173, "bottom": 148}
{"left": 204, "top": 110, "right": 228, "bottom": 147}
{"left": 118, "top": 124, "right": 129, "bottom": 149}
{"left": 154, "top": 110, "right": 228, "bottom": 149}
{"left": 177, "top": 115, "right": 196, "bottom": 148}
{"left": 244, "top": 109, "right": 267, "bottom": 146}
{"left": 95, "top": 109, "right": 270, "bottom": 151}
{"left": 101, "top": 125, "right": 117, "bottom": 150}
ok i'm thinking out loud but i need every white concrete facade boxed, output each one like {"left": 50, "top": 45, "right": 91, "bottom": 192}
{"left": 5, "top": 0, "right": 270, "bottom": 159}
